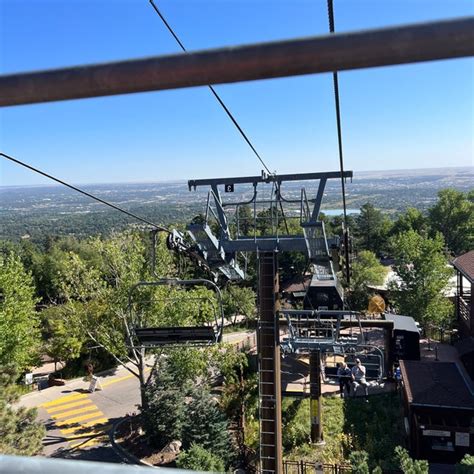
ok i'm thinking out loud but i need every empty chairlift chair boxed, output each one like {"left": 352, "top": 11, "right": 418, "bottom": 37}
{"left": 129, "top": 278, "right": 225, "bottom": 347}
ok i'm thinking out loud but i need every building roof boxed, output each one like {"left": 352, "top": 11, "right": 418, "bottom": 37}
{"left": 384, "top": 314, "right": 419, "bottom": 333}
{"left": 400, "top": 360, "right": 474, "bottom": 410}
{"left": 453, "top": 250, "right": 474, "bottom": 283}
{"left": 281, "top": 275, "right": 311, "bottom": 294}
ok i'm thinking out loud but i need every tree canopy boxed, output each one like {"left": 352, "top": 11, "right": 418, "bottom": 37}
{"left": 389, "top": 230, "right": 453, "bottom": 328}
{"left": 0, "top": 253, "right": 40, "bottom": 373}
{"left": 428, "top": 189, "right": 473, "bottom": 255}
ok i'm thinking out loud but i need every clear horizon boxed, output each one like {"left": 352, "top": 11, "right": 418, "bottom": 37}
{"left": 1, "top": 0, "right": 473, "bottom": 186}
{"left": 0, "top": 164, "right": 472, "bottom": 189}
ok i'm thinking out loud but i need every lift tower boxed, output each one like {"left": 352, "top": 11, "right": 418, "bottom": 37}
{"left": 182, "top": 170, "right": 352, "bottom": 473}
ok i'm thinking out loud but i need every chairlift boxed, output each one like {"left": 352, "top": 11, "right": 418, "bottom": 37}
{"left": 128, "top": 278, "right": 225, "bottom": 347}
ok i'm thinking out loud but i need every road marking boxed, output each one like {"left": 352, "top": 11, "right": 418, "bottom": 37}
{"left": 60, "top": 419, "right": 109, "bottom": 435}
{"left": 63, "top": 425, "right": 111, "bottom": 440}
{"left": 47, "top": 399, "right": 93, "bottom": 413}
{"left": 100, "top": 373, "right": 136, "bottom": 388}
{"left": 55, "top": 411, "right": 105, "bottom": 426}
{"left": 50, "top": 405, "right": 99, "bottom": 419}
{"left": 69, "top": 435, "right": 108, "bottom": 449}
{"left": 41, "top": 393, "right": 88, "bottom": 408}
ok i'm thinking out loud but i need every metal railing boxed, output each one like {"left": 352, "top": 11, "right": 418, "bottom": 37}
{"left": 0, "top": 455, "right": 201, "bottom": 473}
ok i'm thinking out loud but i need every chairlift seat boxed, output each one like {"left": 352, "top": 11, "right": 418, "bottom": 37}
{"left": 135, "top": 326, "right": 218, "bottom": 346}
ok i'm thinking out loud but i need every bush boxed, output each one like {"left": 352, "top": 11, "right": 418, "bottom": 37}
{"left": 177, "top": 443, "right": 225, "bottom": 472}
{"left": 394, "top": 446, "right": 428, "bottom": 474}
{"left": 349, "top": 450, "right": 369, "bottom": 474}
{"left": 457, "top": 454, "right": 474, "bottom": 473}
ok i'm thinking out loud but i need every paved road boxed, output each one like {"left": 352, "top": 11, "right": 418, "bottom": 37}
{"left": 20, "top": 366, "right": 142, "bottom": 462}
{"left": 20, "top": 331, "right": 253, "bottom": 461}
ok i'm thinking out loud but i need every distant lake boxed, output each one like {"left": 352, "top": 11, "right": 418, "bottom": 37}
{"left": 321, "top": 209, "right": 360, "bottom": 216}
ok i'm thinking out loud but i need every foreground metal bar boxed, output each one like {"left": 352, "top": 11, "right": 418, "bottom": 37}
{"left": 0, "top": 455, "right": 194, "bottom": 473}
{"left": 1, "top": 17, "right": 473, "bottom": 107}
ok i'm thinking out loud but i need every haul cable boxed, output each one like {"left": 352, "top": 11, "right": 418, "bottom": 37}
{"left": 148, "top": 0, "right": 273, "bottom": 176}
{"left": 0, "top": 152, "right": 171, "bottom": 233}
{"left": 327, "top": 0, "right": 351, "bottom": 286}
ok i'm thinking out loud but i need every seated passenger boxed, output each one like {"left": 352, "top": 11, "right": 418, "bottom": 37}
{"left": 351, "top": 358, "right": 369, "bottom": 401}
{"left": 337, "top": 361, "right": 352, "bottom": 398}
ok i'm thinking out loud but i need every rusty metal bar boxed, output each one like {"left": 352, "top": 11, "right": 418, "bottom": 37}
{"left": 1, "top": 17, "right": 473, "bottom": 107}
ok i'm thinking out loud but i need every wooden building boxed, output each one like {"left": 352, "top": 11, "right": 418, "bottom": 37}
{"left": 400, "top": 360, "right": 474, "bottom": 464}
{"left": 453, "top": 250, "right": 474, "bottom": 338}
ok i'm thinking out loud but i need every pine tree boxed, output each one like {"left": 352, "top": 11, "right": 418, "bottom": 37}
{"left": 143, "top": 359, "right": 186, "bottom": 447}
{"left": 0, "top": 366, "right": 45, "bottom": 455}
{"left": 182, "top": 387, "right": 232, "bottom": 464}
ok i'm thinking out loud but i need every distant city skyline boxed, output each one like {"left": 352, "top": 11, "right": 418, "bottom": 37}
{"left": 1, "top": 0, "right": 473, "bottom": 186}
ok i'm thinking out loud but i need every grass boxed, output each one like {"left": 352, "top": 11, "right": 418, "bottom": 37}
{"left": 281, "top": 392, "right": 405, "bottom": 469}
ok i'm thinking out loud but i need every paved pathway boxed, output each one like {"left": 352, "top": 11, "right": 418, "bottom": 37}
{"left": 20, "top": 365, "right": 142, "bottom": 462}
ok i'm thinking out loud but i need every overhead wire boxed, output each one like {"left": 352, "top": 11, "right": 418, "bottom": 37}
{"left": 327, "top": 0, "right": 351, "bottom": 286}
{"left": 0, "top": 152, "right": 171, "bottom": 233}
{"left": 148, "top": 0, "right": 274, "bottom": 176}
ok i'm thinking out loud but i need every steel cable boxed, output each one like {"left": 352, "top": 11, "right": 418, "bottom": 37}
{"left": 0, "top": 152, "right": 171, "bottom": 233}
{"left": 148, "top": 0, "right": 273, "bottom": 176}
{"left": 327, "top": 0, "right": 351, "bottom": 286}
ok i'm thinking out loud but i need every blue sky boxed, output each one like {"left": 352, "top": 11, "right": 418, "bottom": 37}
{"left": 0, "top": 0, "right": 473, "bottom": 186}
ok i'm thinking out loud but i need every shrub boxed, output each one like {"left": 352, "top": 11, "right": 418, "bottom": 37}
{"left": 177, "top": 443, "right": 225, "bottom": 472}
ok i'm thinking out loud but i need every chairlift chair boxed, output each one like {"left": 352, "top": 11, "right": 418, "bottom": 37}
{"left": 128, "top": 278, "right": 225, "bottom": 347}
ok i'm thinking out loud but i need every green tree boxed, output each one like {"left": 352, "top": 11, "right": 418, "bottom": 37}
{"left": 394, "top": 446, "right": 428, "bottom": 474}
{"left": 354, "top": 204, "right": 392, "bottom": 255}
{"left": 237, "top": 204, "right": 254, "bottom": 236}
{"left": 389, "top": 231, "right": 453, "bottom": 329}
{"left": 391, "top": 208, "right": 428, "bottom": 237}
{"left": 349, "top": 251, "right": 387, "bottom": 311}
{"left": 349, "top": 450, "right": 370, "bottom": 474}
{"left": 143, "top": 358, "right": 186, "bottom": 446}
{"left": 41, "top": 305, "right": 85, "bottom": 370}
{"left": 0, "top": 366, "right": 45, "bottom": 455}
{"left": 222, "top": 285, "right": 256, "bottom": 324}
{"left": 176, "top": 443, "right": 225, "bottom": 472}
{"left": 428, "top": 189, "right": 474, "bottom": 255}
{"left": 182, "top": 386, "right": 232, "bottom": 464}
{"left": 0, "top": 253, "right": 40, "bottom": 372}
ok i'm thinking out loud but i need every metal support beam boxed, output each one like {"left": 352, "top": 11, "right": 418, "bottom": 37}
{"left": 189, "top": 171, "right": 352, "bottom": 189}
{"left": 309, "top": 349, "right": 323, "bottom": 444}
{"left": 210, "top": 185, "right": 229, "bottom": 240}
{"left": 1, "top": 18, "right": 473, "bottom": 107}
{"left": 258, "top": 252, "right": 283, "bottom": 473}
{"left": 311, "top": 178, "right": 327, "bottom": 222}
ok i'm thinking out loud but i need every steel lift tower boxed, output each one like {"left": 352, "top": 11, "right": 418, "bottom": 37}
{"left": 171, "top": 170, "right": 352, "bottom": 473}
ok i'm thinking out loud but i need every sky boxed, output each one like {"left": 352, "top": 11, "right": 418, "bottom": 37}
{"left": 0, "top": 0, "right": 473, "bottom": 186}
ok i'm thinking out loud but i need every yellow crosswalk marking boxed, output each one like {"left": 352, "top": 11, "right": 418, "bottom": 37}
{"left": 51, "top": 405, "right": 99, "bottom": 420}
{"left": 55, "top": 411, "right": 104, "bottom": 426}
{"left": 63, "top": 425, "right": 111, "bottom": 440}
{"left": 41, "top": 393, "right": 88, "bottom": 408}
{"left": 60, "top": 418, "right": 109, "bottom": 435}
{"left": 47, "top": 399, "right": 93, "bottom": 413}
{"left": 69, "top": 435, "right": 108, "bottom": 449}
